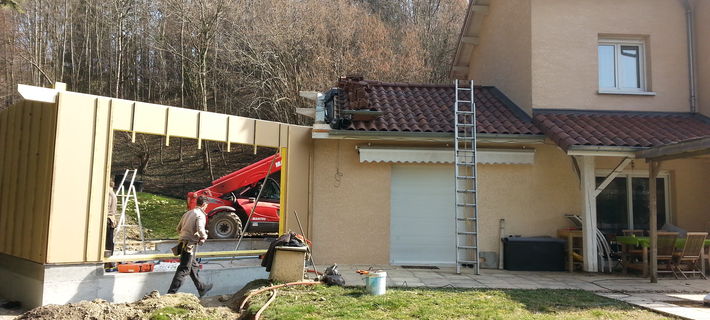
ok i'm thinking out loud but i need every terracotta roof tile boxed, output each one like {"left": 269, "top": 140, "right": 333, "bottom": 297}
{"left": 336, "top": 78, "right": 541, "bottom": 135}
{"left": 533, "top": 110, "right": 710, "bottom": 150}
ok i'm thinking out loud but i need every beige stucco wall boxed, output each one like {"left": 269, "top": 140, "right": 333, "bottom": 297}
{"left": 311, "top": 139, "right": 392, "bottom": 264}
{"left": 668, "top": 157, "right": 710, "bottom": 231}
{"left": 465, "top": 0, "right": 695, "bottom": 113}
{"left": 696, "top": 0, "right": 710, "bottom": 117}
{"left": 310, "top": 139, "right": 586, "bottom": 264}
{"left": 310, "top": 138, "right": 710, "bottom": 265}
{"left": 468, "top": 0, "right": 532, "bottom": 114}
{"left": 530, "top": 0, "right": 690, "bottom": 112}
{"left": 477, "top": 143, "right": 580, "bottom": 253}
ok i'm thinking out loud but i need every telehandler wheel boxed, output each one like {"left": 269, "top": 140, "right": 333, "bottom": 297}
{"left": 206, "top": 211, "right": 243, "bottom": 239}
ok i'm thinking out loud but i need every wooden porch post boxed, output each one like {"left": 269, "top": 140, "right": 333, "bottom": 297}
{"left": 577, "top": 156, "right": 598, "bottom": 272}
{"left": 649, "top": 160, "right": 661, "bottom": 283}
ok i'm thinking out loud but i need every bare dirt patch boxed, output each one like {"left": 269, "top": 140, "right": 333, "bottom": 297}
{"left": 16, "top": 291, "right": 238, "bottom": 320}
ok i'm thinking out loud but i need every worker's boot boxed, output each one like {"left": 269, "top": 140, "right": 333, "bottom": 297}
{"left": 198, "top": 283, "right": 213, "bottom": 298}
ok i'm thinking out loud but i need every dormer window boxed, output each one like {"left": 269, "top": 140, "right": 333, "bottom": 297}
{"left": 598, "top": 38, "right": 652, "bottom": 95}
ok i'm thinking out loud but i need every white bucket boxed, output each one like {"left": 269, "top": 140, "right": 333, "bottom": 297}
{"left": 365, "top": 271, "right": 387, "bottom": 295}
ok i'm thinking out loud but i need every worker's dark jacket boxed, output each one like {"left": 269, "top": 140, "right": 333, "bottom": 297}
{"left": 261, "top": 232, "right": 306, "bottom": 272}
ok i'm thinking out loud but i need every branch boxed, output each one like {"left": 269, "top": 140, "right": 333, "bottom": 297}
{"left": 18, "top": 55, "right": 54, "bottom": 84}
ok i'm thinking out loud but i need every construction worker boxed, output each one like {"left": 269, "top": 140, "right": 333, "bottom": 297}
{"left": 105, "top": 181, "right": 117, "bottom": 257}
{"left": 167, "top": 195, "right": 213, "bottom": 298}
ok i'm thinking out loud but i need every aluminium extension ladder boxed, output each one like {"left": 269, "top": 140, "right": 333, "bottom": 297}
{"left": 454, "top": 80, "right": 480, "bottom": 274}
{"left": 115, "top": 169, "right": 146, "bottom": 254}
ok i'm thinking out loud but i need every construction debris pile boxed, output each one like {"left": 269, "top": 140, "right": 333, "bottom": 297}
{"left": 14, "top": 279, "right": 326, "bottom": 320}
{"left": 16, "top": 291, "right": 237, "bottom": 320}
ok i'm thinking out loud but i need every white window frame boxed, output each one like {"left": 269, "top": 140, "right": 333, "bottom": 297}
{"left": 598, "top": 39, "right": 651, "bottom": 95}
{"left": 595, "top": 169, "right": 671, "bottom": 230}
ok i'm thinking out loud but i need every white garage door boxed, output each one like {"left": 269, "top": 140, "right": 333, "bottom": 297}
{"left": 390, "top": 165, "right": 455, "bottom": 266}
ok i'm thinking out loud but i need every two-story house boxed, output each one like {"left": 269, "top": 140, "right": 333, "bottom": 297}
{"left": 451, "top": 0, "right": 710, "bottom": 273}
{"left": 304, "top": 0, "right": 710, "bottom": 274}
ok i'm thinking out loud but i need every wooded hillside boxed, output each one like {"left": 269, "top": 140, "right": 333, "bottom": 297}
{"left": 1, "top": 0, "right": 466, "bottom": 194}
{"left": 1, "top": 0, "right": 466, "bottom": 121}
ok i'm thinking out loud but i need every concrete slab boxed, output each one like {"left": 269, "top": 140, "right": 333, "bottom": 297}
{"left": 598, "top": 292, "right": 710, "bottom": 320}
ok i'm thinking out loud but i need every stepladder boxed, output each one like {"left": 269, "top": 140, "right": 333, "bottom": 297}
{"left": 454, "top": 80, "right": 479, "bottom": 274}
{"left": 115, "top": 169, "right": 146, "bottom": 254}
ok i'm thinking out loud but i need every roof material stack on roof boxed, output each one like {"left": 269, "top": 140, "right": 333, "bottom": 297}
{"left": 335, "top": 77, "right": 541, "bottom": 135}
{"left": 533, "top": 111, "right": 710, "bottom": 151}
{"left": 337, "top": 76, "right": 372, "bottom": 111}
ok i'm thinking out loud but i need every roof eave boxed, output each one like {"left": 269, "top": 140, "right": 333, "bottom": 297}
{"left": 635, "top": 136, "right": 710, "bottom": 161}
{"left": 449, "top": 0, "right": 490, "bottom": 80}
{"left": 314, "top": 129, "right": 545, "bottom": 144}
{"left": 566, "top": 145, "right": 646, "bottom": 158}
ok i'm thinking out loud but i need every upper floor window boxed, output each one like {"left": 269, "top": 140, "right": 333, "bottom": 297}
{"left": 598, "top": 39, "right": 648, "bottom": 93}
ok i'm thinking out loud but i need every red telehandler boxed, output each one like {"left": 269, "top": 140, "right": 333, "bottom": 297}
{"left": 186, "top": 154, "right": 281, "bottom": 239}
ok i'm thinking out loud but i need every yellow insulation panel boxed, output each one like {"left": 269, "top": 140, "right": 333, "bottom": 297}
{"left": 111, "top": 99, "right": 134, "bottom": 131}
{"left": 255, "top": 120, "right": 281, "bottom": 148}
{"left": 0, "top": 100, "right": 56, "bottom": 263}
{"left": 133, "top": 102, "right": 168, "bottom": 135}
{"left": 199, "top": 111, "right": 228, "bottom": 142}
{"left": 227, "top": 116, "right": 255, "bottom": 146}
{"left": 46, "top": 93, "right": 97, "bottom": 263}
{"left": 166, "top": 107, "right": 199, "bottom": 138}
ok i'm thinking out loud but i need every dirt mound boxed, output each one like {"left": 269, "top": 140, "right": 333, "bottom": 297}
{"left": 17, "top": 291, "right": 238, "bottom": 320}
{"left": 220, "top": 279, "right": 273, "bottom": 310}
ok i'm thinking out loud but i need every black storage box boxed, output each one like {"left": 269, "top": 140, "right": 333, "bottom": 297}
{"left": 503, "top": 237, "right": 565, "bottom": 271}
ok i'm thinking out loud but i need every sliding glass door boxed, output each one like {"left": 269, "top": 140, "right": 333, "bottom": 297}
{"left": 595, "top": 175, "right": 668, "bottom": 236}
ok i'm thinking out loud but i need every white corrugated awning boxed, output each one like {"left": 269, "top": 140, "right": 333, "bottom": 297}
{"left": 358, "top": 147, "right": 535, "bottom": 164}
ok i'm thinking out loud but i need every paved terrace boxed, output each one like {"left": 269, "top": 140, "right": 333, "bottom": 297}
{"left": 334, "top": 265, "right": 710, "bottom": 320}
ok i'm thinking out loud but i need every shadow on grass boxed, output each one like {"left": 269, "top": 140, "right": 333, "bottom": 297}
{"left": 344, "top": 290, "right": 366, "bottom": 298}
{"left": 500, "top": 289, "right": 634, "bottom": 313}
{"left": 361, "top": 287, "right": 636, "bottom": 314}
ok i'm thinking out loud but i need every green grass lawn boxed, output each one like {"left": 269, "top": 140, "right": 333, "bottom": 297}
{"left": 246, "top": 286, "right": 671, "bottom": 320}
{"left": 124, "top": 192, "right": 186, "bottom": 239}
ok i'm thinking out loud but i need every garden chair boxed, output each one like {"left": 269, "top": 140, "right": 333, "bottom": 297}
{"left": 672, "top": 232, "right": 708, "bottom": 280}
{"left": 620, "top": 229, "right": 646, "bottom": 272}
{"left": 655, "top": 232, "right": 678, "bottom": 277}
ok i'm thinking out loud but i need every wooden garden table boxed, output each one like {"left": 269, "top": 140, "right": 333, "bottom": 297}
{"left": 615, "top": 236, "right": 710, "bottom": 277}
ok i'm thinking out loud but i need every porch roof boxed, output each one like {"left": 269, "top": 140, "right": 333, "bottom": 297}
{"left": 635, "top": 136, "right": 710, "bottom": 161}
{"left": 533, "top": 110, "right": 710, "bottom": 152}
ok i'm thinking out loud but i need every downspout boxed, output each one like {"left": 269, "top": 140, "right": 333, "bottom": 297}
{"left": 684, "top": 0, "right": 698, "bottom": 113}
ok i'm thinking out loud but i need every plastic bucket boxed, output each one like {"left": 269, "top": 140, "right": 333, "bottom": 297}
{"left": 365, "top": 271, "right": 387, "bottom": 295}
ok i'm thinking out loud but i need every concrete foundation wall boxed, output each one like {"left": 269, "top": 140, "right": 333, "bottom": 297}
{"left": 0, "top": 254, "right": 45, "bottom": 308}
{"left": 41, "top": 263, "right": 268, "bottom": 306}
